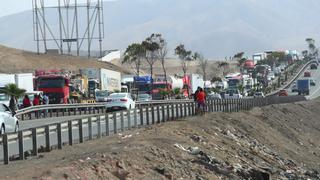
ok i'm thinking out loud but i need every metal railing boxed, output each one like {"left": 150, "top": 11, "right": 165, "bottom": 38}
{"left": 15, "top": 99, "right": 193, "bottom": 121}
{"left": 267, "top": 60, "right": 317, "bottom": 96}
{"left": 0, "top": 95, "right": 306, "bottom": 164}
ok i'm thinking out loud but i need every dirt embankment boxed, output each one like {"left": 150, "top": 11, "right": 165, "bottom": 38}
{"left": 0, "top": 45, "right": 129, "bottom": 74}
{"left": 1, "top": 100, "right": 320, "bottom": 179}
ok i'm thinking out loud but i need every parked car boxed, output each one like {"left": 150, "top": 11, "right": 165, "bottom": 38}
{"left": 207, "top": 93, "right": 222, "bottom": 100}
{"left": 137, "top": 93, "right": 152, "bottom": 102}
{"left": 310, "top": 64, "right": 318, "bottom": 70}
{"left": 304, "top": 71, "right": 311, "bottom": 77}
{"left": 310, "top": 79, "right": 316, "bottom": 86}
{"left": 278, "top": 89, "right": 288, "bottom": 96}
{"left": 0, "top": 103, "right": 19, "bottom": 134}
{"left": 253, "top": 92, "right": 265, "bottom": 98}
{"left": 106, "top": 93, "right": 135, "bottom": 110}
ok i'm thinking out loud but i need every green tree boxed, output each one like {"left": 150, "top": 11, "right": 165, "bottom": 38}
{"left": 233, "top": 52, "right": 247, "bottom": 66}
{"left": 122, "top": 43, "right": 146, "bottom": 76}
{"left": 175, "top": 44, "right": 193, "bottom": 97}
{"left": 152, "top": 34, "right": 169, "bottom": 87}
{"left": 196, "top": 52, "right": 208, "bottom": 86}
{"left": 306, "top": 38, "right": 318, "bottom": 60}
{"left": 0, "top": 84, "right": 26, "bottom": 113}
{"left": 142, "top": 34, "right": 160, "bottom": 97}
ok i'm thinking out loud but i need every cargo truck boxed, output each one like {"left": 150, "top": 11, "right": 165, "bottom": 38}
{"left": 297, "top": 79, "right": 310, "bottom": 95}
{"left": 80, "top": 68, "right": 121, "bottom": 98}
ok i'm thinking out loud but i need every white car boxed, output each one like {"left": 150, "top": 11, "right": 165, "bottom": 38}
{"left": 0, "top": 103, "right": 19, "bottom": 134}
{"left": 106, "top": 93, "right": 135, "bottom": 110}
{"left": 224, "top": 89, "right": 243, "bottom": 99}
{"left": 207, "top": 93, "right": 222, "bottom": 100}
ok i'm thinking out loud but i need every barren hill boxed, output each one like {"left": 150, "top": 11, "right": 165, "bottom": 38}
{"left": 0, "top": 45, "right": 129, "bottom": 74}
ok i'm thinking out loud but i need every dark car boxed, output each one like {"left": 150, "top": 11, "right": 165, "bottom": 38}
{"left": 304, "top": 71, "right": 311, "bottom": 77}
{"left": 310, "top": 64, "right": 317, "bottom": 70}
{"left": 278, "top": 89, "right": 288, "bottom": 96}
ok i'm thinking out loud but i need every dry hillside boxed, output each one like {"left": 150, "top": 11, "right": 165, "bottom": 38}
{"left": 0, "top": 45, "right": 129, "bottom": 74}
{"left": 1, "top": 99, "right": 319, "bottom": 179}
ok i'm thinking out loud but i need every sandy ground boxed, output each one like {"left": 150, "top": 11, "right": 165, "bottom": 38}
{"left": 0, "top": 99, "right": 319, "bottom": 179}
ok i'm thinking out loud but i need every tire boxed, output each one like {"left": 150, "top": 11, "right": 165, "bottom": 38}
{"left": 14, "top": 122, "right": 19, "bottom": 132}
{"left": 0, "top": 125, "right": 5, "bottom": 135}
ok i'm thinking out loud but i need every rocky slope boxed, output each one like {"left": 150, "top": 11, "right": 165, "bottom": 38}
{"left": 0, "top": 99, "right": 319, "bottom": 179}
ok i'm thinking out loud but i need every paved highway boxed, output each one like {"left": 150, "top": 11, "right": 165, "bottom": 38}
{"left": 287, "top": 63, "right": 320, "bottom": 99}
{"left": 1, "top": 104, "right": 193, "bottom": 161}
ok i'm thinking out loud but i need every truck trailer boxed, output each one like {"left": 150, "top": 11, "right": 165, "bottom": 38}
{"left": 80, "top": 68, "right": 121, "bottom": 98}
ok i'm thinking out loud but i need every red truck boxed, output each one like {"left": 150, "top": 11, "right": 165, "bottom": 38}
{"left": 35, "top": 70, "right": 70, "bottom": 104}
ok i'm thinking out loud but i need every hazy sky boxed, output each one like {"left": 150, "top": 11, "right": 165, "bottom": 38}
{"left": 0, "top": 0, "right": 116, "bottom": 17}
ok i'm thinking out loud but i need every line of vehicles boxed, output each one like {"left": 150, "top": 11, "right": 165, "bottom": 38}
{"left": 290, "top": 62, "right": 319, "bottom": 96}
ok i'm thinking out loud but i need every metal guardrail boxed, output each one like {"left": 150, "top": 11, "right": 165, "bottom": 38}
{"left": 0, "top": 95, "right": 307, "bottom": 165}
{"left": 15, "top": 99, "right": 193, "bottom": 120}
{"left": 267, "top": 60, "right": 317, "bottom": 96}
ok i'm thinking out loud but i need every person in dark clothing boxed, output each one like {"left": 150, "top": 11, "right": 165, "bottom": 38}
{"left": 33, "top": 95, "right": 40, "bottom": 106}
{"left": 22, "top": 95, "right": 31, "bottom": 108}
{"left": 194, "top": 86, "right": 201, "bottom": 101}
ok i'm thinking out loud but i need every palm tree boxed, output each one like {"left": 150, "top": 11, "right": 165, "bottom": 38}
{"left": 0, "top": 84, "right": 26, "bottom": 113}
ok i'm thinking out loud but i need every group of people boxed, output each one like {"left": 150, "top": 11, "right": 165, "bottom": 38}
{"left": 22, "top": 94, "right": 49, "bottom": 108}
{"left": 194, "top": 87, "right": 206, "bottom": 115}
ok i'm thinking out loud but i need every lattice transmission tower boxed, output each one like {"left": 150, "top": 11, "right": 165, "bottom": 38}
{"left": 32, "top": 0, "right": 104, "bottom": 58}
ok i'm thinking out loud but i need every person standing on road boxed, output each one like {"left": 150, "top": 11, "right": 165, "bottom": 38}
{"left": 196, "top": 88, "right": 206, "bottom": 115}
{"left": 194, "top": 86, "right": 201, "bottom": 101}
{"left": 22, "top": 95, "right": 31, "bottom": 108}
{"left": 33, "top": 95, "right": 40, "bottom": 106}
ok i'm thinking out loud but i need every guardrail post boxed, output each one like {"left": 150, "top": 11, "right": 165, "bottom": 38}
{"left": 18, "top": 131, "right": 24, "bottom": 160}
{"left": 57, "top": 123, "right": 62, "bottom": 149}
{"left": 88, "top": 117, "right": 93, "bottom": 140}
{"left": 171, "top": 104, "right": 175, "bottom": 120}
{"left": 62, "top": 109, "right": 65, "bottom": 116}
{"left": 176, "top": 103, "right": 179, "bottom": 118}
{"left": 113, "top": 112, "right": 118, "bottom": 134}
{"left": 180, "top": 103, "right": 183, "bottom": 118}
{"left": 146, "top": 107, "right": 150, "bottom": 125}
{"left": 32, "top": 128, "right": 38, "bottom": 156}
{"left": 49, "top": 109, "right": 52, "bottom": 117}
{"left": 159, "top": 106, "right": 163, "bottom": 123}
{"left": 97, "top": 116, "right": 102, "bottom": 138}
{"left": 140, "top": 108, "right": 144, "bottom": 126}
{"left": 120, "top": 111, "right": 125, "bottom": 131}
{"left": 183, "top": 103, "right": 187, "bottom": 117}
{"left": 157, "top": 106, "right": 162, "bottom": 124}
{"left": 160, "top": 105, "right": 166, "bottom": 122}
{"left": 127, "top": 110, "right": 132, "bottom": 130}
{"left": 45, "top": 125, "right": 51, "bottom": 152}
{"left": 68, "top": 121, "right": 73, "bottom": 146}
{"left": 3, "top": 134, "right": 9, "bottom": 164}
{"left": 151, "top": 106, "right": 155, "bottom": 124}
{"left": 166, "top": 104, "right": 170, "bottom": 121}
{"left": 134, "top": 109, "right": 137, "bottom": 128}
{"left": 68, "top": 108, "right": 71, "bottom": 116}
{"left": 73, "top": 108, "right": 76, "bottom": 115}
{"left": 78, "top": 119, "right": 83, "bottom": 143}
{"left": 106, "top": 114, "right": 110, "bottom": 136}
